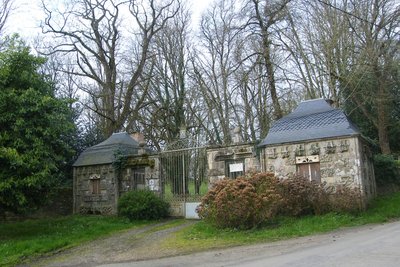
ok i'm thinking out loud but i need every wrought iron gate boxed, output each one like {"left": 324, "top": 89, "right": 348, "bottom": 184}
{"left": 159, "top": 140, "right": 208, "bottom": 217}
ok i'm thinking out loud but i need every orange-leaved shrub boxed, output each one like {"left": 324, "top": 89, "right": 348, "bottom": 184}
{"left": 196, "top": 172, "right": 283, "bottom": 229}
{"left": 277, "top": 176, "right": 331, "bottom": 216}
{"left": 198, "top": 172, "right": 364, "bottom": 229}
{"left": 329, "top": 185, "right": 363, "bottom": 214}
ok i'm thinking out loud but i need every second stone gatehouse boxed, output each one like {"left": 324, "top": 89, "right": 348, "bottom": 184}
{"left": 258, "top": 99, "right": 376, "bottom": 201}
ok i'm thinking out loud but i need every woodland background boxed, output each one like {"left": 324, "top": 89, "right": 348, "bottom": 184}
{"left": 0, "top": 0, "right": 399, "bottom": 214}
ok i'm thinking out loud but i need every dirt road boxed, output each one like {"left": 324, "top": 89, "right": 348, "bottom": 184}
{"left": 28, "top": 220, "right": 400, "bottom": 267}
{"left": 100, "top": 221, "right": 400, "bottom": 267}
{"left": 28, "top": 220, "right": 196, "bottom": 267}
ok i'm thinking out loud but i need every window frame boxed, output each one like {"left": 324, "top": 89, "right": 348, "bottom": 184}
{"left": 89, "top": 174, "right": 101, "bottom": 195}
{"left": 131, "top": 167, "right": 146, "bottom": 190}
{"left": 296, "top": 162, "right": 321, "bottom": 183}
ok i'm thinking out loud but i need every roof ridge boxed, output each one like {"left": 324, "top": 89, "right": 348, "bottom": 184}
{"left": 283, "top": 108, "right": 339, "bottom": 120}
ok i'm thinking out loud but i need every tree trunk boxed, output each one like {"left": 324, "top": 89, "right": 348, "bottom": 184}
{"left": 263, "top": 36, "right": 283, "bottom": 119}
{"left": 376, "top": 77, "right": 391, "bottom": 155}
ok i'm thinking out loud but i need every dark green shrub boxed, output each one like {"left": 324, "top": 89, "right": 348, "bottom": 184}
{"left": 118, "top": 190, "right": 169, "bottom": 221}
{"left": 374, "top": 154, "right": 400, "bottom": 186}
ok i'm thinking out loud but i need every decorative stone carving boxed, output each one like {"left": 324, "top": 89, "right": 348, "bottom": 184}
{"left": 310, "top": 143, "right": 320, "bottom": 155}
{"left": 79, "top": 206, "right": 90, "bottom": 214}
{"left": 295, "top": 145, "right": 305, "bottom": 156}
{"left": 325, "top": 142, "right": 336, "bottom": 154}
{"left": 340, "top": 176, "right": 354, "bottom": 185}
{"left": 267, "top": 148, "right": 278, "bottom": 159}
{"left": 89, "top": 174, "right": 100, "bottom": 180}
{"left": 214, "top": 151, "right": 234, "bottom": 161}
{"left": 339, "top": 140, "right": 349, "bottom": 152}
{"left": 101, "top": 206, "right": 113, "bottom": 215}
{"left": 280, "top": 147, "right": 290, "bottom": 158}
{"left": 295, "top": 155, "right": 320, "bottom": 164}
{"left": 321, "top": 168, "right": 335, "bottom": 177}
{"left": 267, "top": 165, "right": 275, "bottom": 172}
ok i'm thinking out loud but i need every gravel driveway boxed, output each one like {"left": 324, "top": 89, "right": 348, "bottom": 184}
{"left": 27, "top": 220, "right": 197, "bottom": 267}
{"left": 101, "top": 220, "right": 400, "bottom": 267}
{"left": 27, "top": 220, "right": 400, "bottom": 267}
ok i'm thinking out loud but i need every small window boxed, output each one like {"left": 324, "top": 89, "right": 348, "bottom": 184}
{"left": 296, "top": 162, "right": 321, "bottom": 183}
{"left": 131, "top": 168, "right": 146, "bottom": 190}
{"left": 89, "top": 177, "right": 101, "bottom": 195}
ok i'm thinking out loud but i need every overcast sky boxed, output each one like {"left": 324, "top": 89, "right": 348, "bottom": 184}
{"left": 6, "top": 0, "right": 214, "bottom": 40}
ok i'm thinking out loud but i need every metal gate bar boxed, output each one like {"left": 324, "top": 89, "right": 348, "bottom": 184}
{"left": 159, "top": 146, "right": 207, "bottom": 217}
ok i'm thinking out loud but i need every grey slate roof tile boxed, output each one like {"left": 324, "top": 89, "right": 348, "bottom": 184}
{"left": 259, "top": 99, "right": 360, "bottom": 147}
{"left": 73, "top": 132, "right": 140, "bottom": 167}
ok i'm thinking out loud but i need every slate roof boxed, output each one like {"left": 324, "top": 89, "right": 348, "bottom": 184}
{"left": 73, "top": 132, "right": 140, "bottom": 167}
{"left": 259, "top": 99, "right": 360, "bottom": 147}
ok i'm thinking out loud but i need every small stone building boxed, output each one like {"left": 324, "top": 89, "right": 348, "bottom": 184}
{"left": 258, "top": 99, "right": 376, "bottom": 200}
{"left": 73, "top": 132, "right": 160, "bottom": 215}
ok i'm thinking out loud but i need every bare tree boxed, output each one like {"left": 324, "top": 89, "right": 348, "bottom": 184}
{"left": 128, "top": 2, "right": 199, "bottom": 149}
{"left": 192, "top": 0, "right": 245, "bottom": 144}
{"left": 292, "top": 0, "right": 399, "bottom": 154}
{"left": 234, "top": 51, "right": 273, "bottom": 140}
{"left": 245, "top": 0, "right": 292, "bottom": 119}
{"left": 273, "top": 4, "right": 320, "bottom": 99}
{"left": 0, "top": 0, "right": 13, "bottom": 38}
{"left": 41, "top": 0, "right": 179, "bottom": 137}
{"left": 342, "top": 0, "right": 399, "bottom": 154}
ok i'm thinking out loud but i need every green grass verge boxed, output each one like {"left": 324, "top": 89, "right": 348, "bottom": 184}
{"left": 163, "top": 181, "right": 208, "bottom": 199}
{"left": 2, "top": 192, "right": 400, "bottom": 266}
{"left": 0, "top": 215, "right": 153, "bottom": 266}
{"left": 161, "top": 191, "right": 400, "bottom": 252}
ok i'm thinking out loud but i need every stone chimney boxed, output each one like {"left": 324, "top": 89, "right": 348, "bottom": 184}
{"left": 130, "top": 132, "right": 147, "bottom": 155}
{"left": 325, "top": 99, "right": 334, "bottom": 107}
{"left": 130, "top": 132, "right": 144, "bottom": 143}
{"left": 138, "top": 141, "right": 146, "bottom": 155}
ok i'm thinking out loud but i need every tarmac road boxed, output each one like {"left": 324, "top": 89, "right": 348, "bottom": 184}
{"left": 101, "top": 220, "right": 400, "bottom": 267}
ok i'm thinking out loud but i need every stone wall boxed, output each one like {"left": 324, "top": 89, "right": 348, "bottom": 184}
{"left": 73, "top": 164, "right": 118, "bottom": 215}
{"left": 261, "top": 136, "right": 376, "bottom": 199}
{"left": 119, "top": 155, "right": 161, "bottom": 195}
{"left": 207, "top": 142, "right": 260, "bottom": 185}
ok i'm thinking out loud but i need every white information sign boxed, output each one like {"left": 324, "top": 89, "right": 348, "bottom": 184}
{"left": 230, "top": 163, "right": 243, "bottom": 173}
{"left": 148, "top": 179, "right": 158, "bottom": 191}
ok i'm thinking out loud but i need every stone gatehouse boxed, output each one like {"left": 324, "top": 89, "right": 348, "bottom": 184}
{"left": 73, "top": 99, "right": 376, "bottom": 215}
{"left": 72, "top": 132, "right": 160, "bottom": 215}
{"left": 258, "top": 99, "right": 376, "bottom": 200}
